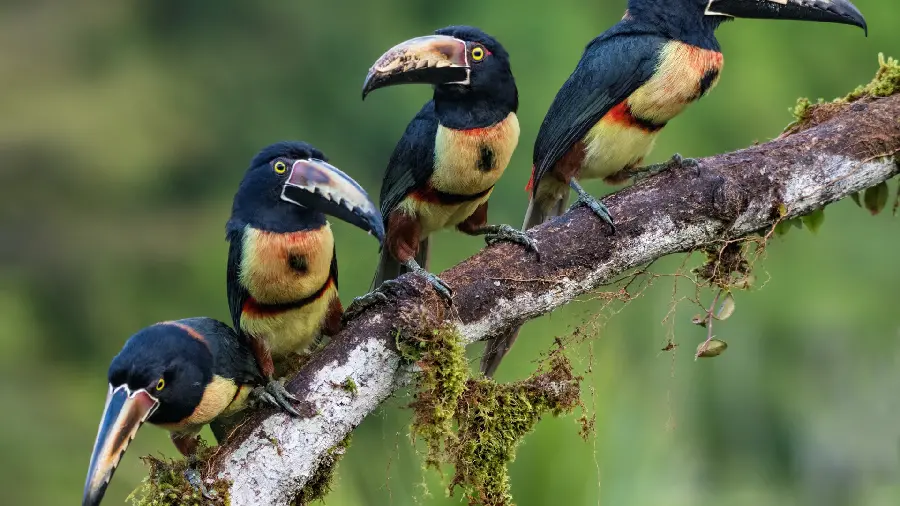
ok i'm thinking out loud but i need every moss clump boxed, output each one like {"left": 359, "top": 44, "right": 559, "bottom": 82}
{"left": 786, "top": 54, "right": 899, "bottom": 134}
{"left": 405, "top": 323, "right": 581, "bottom": 506}
{"left": 408, "top": 324, "right": 468, "bottom": 469}
{"left": 340, "top": 377, "right": 358, "bottom": 396}
{"left": 448, "top": 351, "right": 581, "bottom": 506}
{"left": 127, "top": 446, "right": 230, "bottom": 506}
{"left": 291, "top": 434, "right": 352, "bottom": 506}
{"left": 844, "top": 53, "right": 900, "bottom": 101}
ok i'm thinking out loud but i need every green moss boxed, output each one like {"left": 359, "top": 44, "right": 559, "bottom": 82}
{"left": 127, "top": 445, "right": 231, "bottom": 506}
{"left": 448, "top": 352, "right": 581, "bottom": 506}
{"left": 790, "top": 97, "right": 814, "bottom": 122}
{"left": 405, "top": 324, "right": 581, "bottom": 506}
{"left": 787, "top": 54, "right": 899, "bottom": 133}
{"left": 291, "top": 434, "right": 352, "bottom": 506}
{"left": 340, "top": 377, "right": 358, "bottom": 396}
{"left": 408, "top": 324, "right": 468, "bottom": 470}
{"left": 845, "top": 54, "right": 900, "bottom": 101}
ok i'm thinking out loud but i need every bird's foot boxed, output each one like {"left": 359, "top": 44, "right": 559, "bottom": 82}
{"left": 568, "top": 180, "right": 615, "bottom": 234}
{"left": 252, "top": 379, "right": 301, "bottom": 417}
{"left": 477, "top": 224, "right": 539, "bottom": 259}
{"left": 403, "top": 259, "right": 453, "bottom": 304}
{"left": 183, "top": 466, "right": 213, "bottom": 500}
{"left": 628, "top": 153, "right": 700, "bottom": 183}
{"left": 342, "top": 279, "right": 402, "bottom": 323}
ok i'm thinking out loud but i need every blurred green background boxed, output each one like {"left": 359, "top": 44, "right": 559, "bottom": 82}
{"left": 1, "top": 1, "right": 898, "bottom": 505}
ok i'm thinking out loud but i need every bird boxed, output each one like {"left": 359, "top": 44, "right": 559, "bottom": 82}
{"left": 226, "top": 141, "right": 384, "bottom": 415}
{"left": 346, "top": 25, "right": 537, "bottom": 316}
{"left": 480, "top": 0, "right": 867, "bottom": 377}
{"left": 82, "top": 317, "right": 262, "bottom": 506}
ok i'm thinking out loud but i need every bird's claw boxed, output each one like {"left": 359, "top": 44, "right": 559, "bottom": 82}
{"left": 483, "top": 225, "right": 540, "bottom": 260}
{"left": 569, "top": 194, "right": 616, "bottom": 235}
{"left": 183, "top": 466, "right": 213, "bottom": 499}
{"left": 670, "top": 153, "right": 699, "bottom": 171}
{"left": 253, "top": 380, "right": 301, "bottom": 417}
{"left": 342, "top": 279, "right": 402, "bottom": 323}
{"left": 628, "top": 152, "right": 700, "bottom": 182}
{"left": 418, "top": 270, "right": 453, "bottom": 303}
{"left": 568, "top": 179, "right": 615, "bottom": 234}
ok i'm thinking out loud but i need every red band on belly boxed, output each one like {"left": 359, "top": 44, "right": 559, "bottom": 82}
{"left": 605, "top": 101, "right": 666, "bottom": 133}
{"left": 409, "top": 181, "right": 494, "bottom": 205}
{"left": 241, "top": 264, "right": 336, "bottom": 319}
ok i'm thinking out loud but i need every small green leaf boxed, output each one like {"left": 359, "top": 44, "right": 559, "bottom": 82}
{"left": 850, "top": 192, "right": 862, "bottom": 207}
{"left": 697, "top": 339, "right": 728, "bottom": 358}
{"left": 790, "top": 217, "right": 803, "bottom": 230}
{"left": 864, "top": 182, "right": 889, "bottom": 215}
{"left": 714, "top": 292, "right": 736, "bottom": 320}
{"left": 801, "top": 208, "right": 825, "bottom": 234}
{"left": 777, "top": 203, "right": 788, "bottom": 217}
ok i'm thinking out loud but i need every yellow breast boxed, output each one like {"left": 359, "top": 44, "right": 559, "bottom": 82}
{"left": 430, "top": 112, "right": 520, "bottom": 196}
{"left": 239, "top": 225, "right": 334, "bottom": 304}
{"left": 628, "top": 41, "right": 723, "bottom": 124}
{"left": 158, "top": 375, "right": 243, "bottom": 432}
{"left": 397, "top": 112, "right": 518, "bottom": 235}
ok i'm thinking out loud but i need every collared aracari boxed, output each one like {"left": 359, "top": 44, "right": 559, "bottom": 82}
{"left": 226, "top": 141, "right": 384, "bottom": 415}
{"left": 480, "top": 0, "right": 867, "bottom": 377}
{"left": 82, "top": 318, "right": 262, "bottom": 506}
{"left": 348, "top": 26, "right": 537, "bottom": 312}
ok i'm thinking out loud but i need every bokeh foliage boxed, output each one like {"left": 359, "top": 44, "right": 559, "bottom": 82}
{"left": 1, "top": 1, "right": 898, "bottom": 505}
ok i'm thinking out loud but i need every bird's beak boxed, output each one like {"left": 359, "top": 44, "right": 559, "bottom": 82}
{"left": 281, "top": 159, "right": 385, "bottom": 244}
{"left": 83, "top": 385, "right": 159, "bottom": 506}
{"left": 706, "top": 0, "right": 867, "bottom": 33}
{"left": 362, "top": 34, "right": 470, "bottom": 99}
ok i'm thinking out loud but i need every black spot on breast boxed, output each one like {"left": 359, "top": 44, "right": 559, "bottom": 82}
{"left": 697, "top": 69, "right": 720, "bottom": 99}
{"left": 477, "top": 145, "right": 495, "bottom": 172}
{"left": 288, "top": 253, "right": 308, "bottom": 274}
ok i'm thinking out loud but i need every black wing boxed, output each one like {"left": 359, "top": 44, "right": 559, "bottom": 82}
{"left": 180, "top": 317, "right": 263, "bottom": 385}
{"left": 379, "top": 101, "right": 440, "bottom": 219}
{"left": 225, "top": 227, "right": 250, "bottom": 339}
{"left": 532, "top": 29, "right": 666, "bottom": 189}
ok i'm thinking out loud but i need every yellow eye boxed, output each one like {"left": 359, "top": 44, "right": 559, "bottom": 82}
{"left": 273, "top": 161, "right": 287, "bottom": 174}
{"left": 471, "top": 46, "right": 485, "bottom": 61}
{"left": 156, "top": 379, "right": 165, "bottom": 391}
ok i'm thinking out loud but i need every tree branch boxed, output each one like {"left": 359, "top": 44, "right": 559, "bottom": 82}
{"left": 206, "top": 94, "right": 900, "bottom": 505}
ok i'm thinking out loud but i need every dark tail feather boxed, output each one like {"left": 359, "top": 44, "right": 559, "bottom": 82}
{"left": 372, "top": 237, "right": 430, "bottom": 290}
{"left": 481, "top": 195, "right": 567, "bottom": 377}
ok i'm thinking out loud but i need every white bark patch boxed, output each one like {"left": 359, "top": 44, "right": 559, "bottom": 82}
{"left": 218, "top": 338, "right": 401, "bottom": 506}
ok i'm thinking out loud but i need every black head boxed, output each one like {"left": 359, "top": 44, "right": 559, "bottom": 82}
{"left": 82, "top": 321, "right": 214, "bottom": 506}
{"left": 227, "top": 141, "right": 385, "bottom": 242}
{"left": 627, "top": 0, "right": 866, "bottom": 36}
{"left": 361, "top": 26, "right": 518, "bottom": 123}
{"left": 108, "top": 323, "right": 213, "bottom": 424}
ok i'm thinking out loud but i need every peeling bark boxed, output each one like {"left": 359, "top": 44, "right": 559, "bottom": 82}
{"left": 207, "top": 94, "right": 900, "bottom": 505}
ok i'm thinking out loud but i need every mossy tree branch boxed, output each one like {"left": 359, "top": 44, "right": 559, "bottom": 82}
{"left": 201, "top": 85, "right": 900, "bottom": 505}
